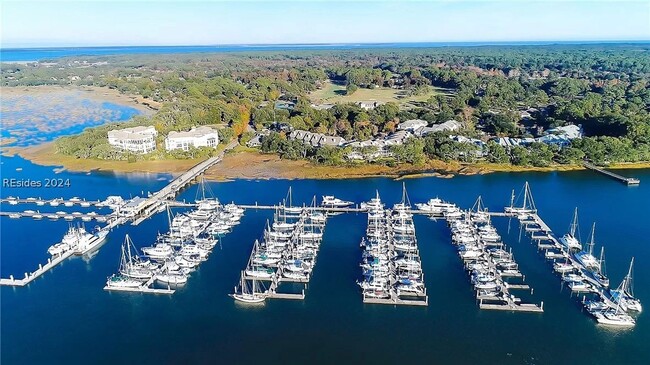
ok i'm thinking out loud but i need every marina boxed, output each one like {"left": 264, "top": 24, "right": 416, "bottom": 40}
{"left": 2, "top": 164, "right": 649, "bottom": 364}
{"left": 505, "top": 182, "right": 639, "bottom": 325}
{"left": 359, "top": 187, "right": 429, "bottom": 306}
{"left": 233, "top": 189, "right": 328, "bottom": 302}
{"left": 438, "top": 195, "right": 544, "bottom": 313}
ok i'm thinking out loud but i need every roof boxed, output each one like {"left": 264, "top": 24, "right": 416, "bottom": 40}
{"left": 167, "top": 126, "right": 218, "bottom": 139}
{"left": 547, "top": 124, "right": 582, "bottom": 139}
{"left": 108, "top": 126, "right": 157, "bottom": 140}
{"left": 397, "top": 119, "right": 428, "bottom": 131}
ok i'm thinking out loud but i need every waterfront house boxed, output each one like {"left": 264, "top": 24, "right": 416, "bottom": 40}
{"left": 107, "top": 126, "right": 158, "bottom": 154}
{"left": 289, "top": 130, "right": 346, "bottom": 147}
{"left": 164, "top": 126, "right": 219, "bottom": 151}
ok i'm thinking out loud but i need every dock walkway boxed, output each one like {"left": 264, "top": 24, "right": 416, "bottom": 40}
{"left": 583, "top": 162, "right": 640, "bottom": 185}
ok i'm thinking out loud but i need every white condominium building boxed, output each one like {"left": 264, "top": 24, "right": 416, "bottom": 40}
{"left": 164, "top": 126, "right": 219, "bottom": 151}
{"left": 107, "top": 126, "right": 158, "bottom": 154}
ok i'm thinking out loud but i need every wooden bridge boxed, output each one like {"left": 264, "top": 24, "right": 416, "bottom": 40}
{"left": 583, "top": 162, "right": 640, "bottom": 185}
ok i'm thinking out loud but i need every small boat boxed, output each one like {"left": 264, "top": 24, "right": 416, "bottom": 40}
{"left": 49, "top": 199, "right": 62, "bottom": 207}
{"left": 8, "top": 213, "right": 20, "bottom": 219}
{"left": 245, "top": 267, "right": 274, "bottom": 279}
{"left": 155, "top": 271, "right": 188, "bottom": 285}
{"left": 321, "top": 195, "right": 353, "bottom": 207}
{"left": 106, "top": 274, "right": 142, "bottom": 288}
{"left": 141, "top": 243, "right": 174, "bottom": 259}
{"left": 230, "top": 272, "right": 266, "bottom": 303}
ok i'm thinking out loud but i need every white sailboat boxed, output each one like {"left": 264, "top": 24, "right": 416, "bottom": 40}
{"left": 283, "top": 187, "right": 303, "bottom": 214}
{"left": 119, "top": 235, "right": 154, "bottom": 280}
{"left": 505, "top": 181, "right": 537, "bottom": 215}
{"left": 610, "top": 257, "right": 642, "bottom": 312}
{"left": 573, "top": 223, "right": 600, "bottom": 270}
{"left": 560, "top": 208, "right": 582, "bottom": 251}
{"left": 230, "top": 272, "right": 266, "bottom": 303}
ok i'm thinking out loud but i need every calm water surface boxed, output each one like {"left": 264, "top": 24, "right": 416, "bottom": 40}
{"left": 1, "top": 153, "right": 649, "bottom": 365}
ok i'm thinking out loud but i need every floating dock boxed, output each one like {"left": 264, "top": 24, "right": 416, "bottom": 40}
{"left": 104, "top": 277, "right": 175, "bottom": 294}
{"left": 0, "top": 250, "right": 75, "bottom": 287}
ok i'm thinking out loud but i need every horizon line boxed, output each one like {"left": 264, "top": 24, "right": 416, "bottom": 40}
{"left": 3, "top": 39, "right": 650, "bottom": 50}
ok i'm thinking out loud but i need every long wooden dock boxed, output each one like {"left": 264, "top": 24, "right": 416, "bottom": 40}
{"left": 583, "top": 162, "right": 640, "bottom": 185}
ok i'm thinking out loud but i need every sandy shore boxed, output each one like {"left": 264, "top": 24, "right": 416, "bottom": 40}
{"left": 6, "top": 144, "right": 650, "bottom": 180}
{"left": 1, "top": 85, "right": 160, "bottom": 115}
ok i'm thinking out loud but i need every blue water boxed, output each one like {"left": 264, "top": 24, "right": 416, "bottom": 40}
{"left": 1, "top": 98, "right": 141, "bottom": 147}
{"left": 1, "top": 152, "right": 649, "bottom": 364}
{"left": 3, "top": 41, "right": 649, "bottom": 62}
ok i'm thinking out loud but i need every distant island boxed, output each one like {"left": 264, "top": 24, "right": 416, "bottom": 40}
{"left": 2, "top": 43, "right": 650, "bottom": 178}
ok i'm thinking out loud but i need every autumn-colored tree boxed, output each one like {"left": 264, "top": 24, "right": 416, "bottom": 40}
{"left": 232, "top": 105, "right": 250, "bottom": 137}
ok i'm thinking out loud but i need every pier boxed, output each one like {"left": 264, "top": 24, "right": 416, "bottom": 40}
{"left": 583, "top": 162, "right": 640, "bottom": 185}
{"left": 103, "top": 277, "right": 176, "bottom": 295}
{"left": 0, "top": 250, "right": 76, "bottom": 287}
{"left": 0, "top": 210, "right": 113, "bottom": 222}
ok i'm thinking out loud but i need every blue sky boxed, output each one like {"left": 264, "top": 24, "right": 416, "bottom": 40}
{"left": 2, "top": 1, "right": 649, "bottom": 47}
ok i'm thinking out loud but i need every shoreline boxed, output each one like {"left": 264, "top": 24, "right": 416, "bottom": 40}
{"left": 6, "top": 144, "right": 650, "bottom": 180}
{"left": 1, "top": 85, "right": 160, "bottom": 115}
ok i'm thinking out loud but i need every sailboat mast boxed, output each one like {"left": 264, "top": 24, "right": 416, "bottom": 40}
{"left": 570, "top": 208, "right": 578, "bottom": 237}
{"left": 522, "top": 182, "right": 528, "bottom": 209}
{"left": 625, "top": 257, "right": 635, "bottom": 295}
{"left": 598, "top": 247, "right": 606, "bottom": 276}
{"left": 589, "top": 223, "right": 596, "bottom": 255}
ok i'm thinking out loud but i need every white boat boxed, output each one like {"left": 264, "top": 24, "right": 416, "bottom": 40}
{"left": 118, "top": 235, "right": 154, "bottom": 280}
{"left": 106, "top": 274, "right": 142, "bottom": 288}
{"left": 610, "top": 258, "right": 642, "bottom": 312}
{"left": 75, "top": 226, "right": 109, "bottom": 255}
{"left": 245, "top": 267, "right": 274, "bottom": 279}
{"left": 80, "top": 201, "right": 91, "bottom": 208}
{"left": 155, "top": 272, "right": 188, "bottom": 285}
{"left": 360, "top": 190, "right": 384, "bottom": 211}
{"left": 36, "top": 200, "right": 46, "bottom": 206}
{"left": 321, "top": 195, "right": 353, "bottom": 207}
{"left": 8, "top": 200, "right": 18, "bottom": 205}
{"left": 141, "top": 243, "right": 174, "bottom": 259}
{"left": 230, "top": 272, "right": 266, "bottom": 303}
{"left": 47, "top": 226, "right": 93, "bottom": 256}
{"left": 49, "top": 198, "right": 62, "bottom": 207}
{"left": 560, "top": 208, "right": 582, "bottom": 251}
{"left": 8, "top": 213, "right": 20, "bottom": 219}
{"left": 223, "top": 203, "right": 244, "bottom": 215}
{"left": 592, "top": 299, "right": 636, "bottom": 327}
{"left": 573, "top": 223, "right": 600, "bottom": 270}
{"left": 504, "top": 182, "right": 537, "bottom": 215}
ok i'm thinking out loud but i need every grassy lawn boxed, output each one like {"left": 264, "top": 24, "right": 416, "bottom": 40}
{"left": 308, "top": 81, "right": 452, "bottom": 108}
